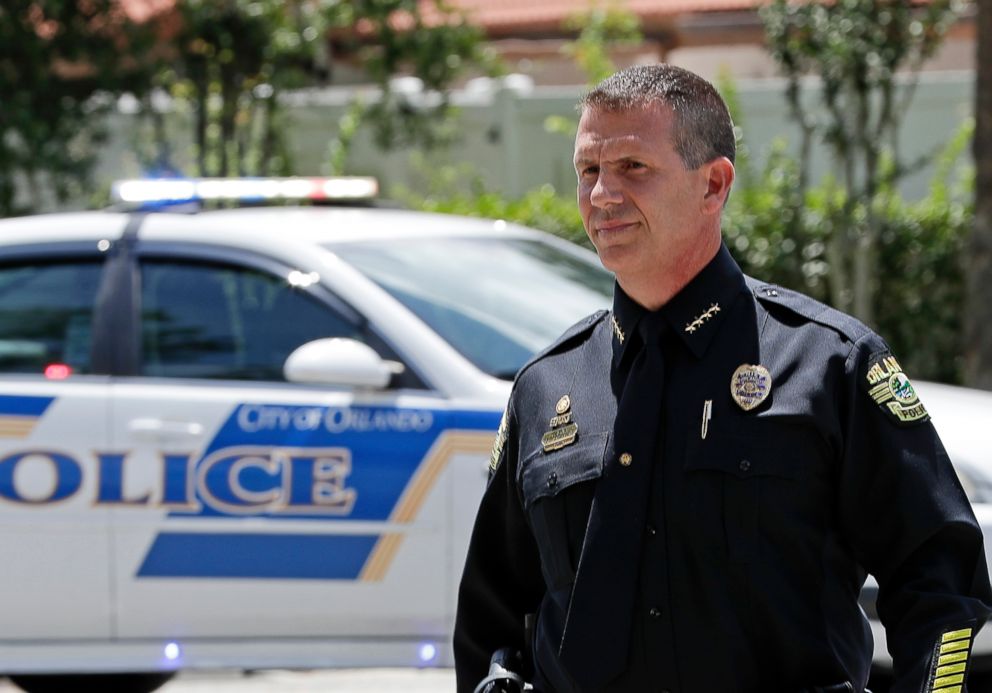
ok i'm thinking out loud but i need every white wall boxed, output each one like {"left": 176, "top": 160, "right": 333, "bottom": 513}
{"left": 86, "top": 70, "right": 975, "bottom": 212}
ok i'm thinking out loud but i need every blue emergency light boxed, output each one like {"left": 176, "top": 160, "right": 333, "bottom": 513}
{"left": 111, "top": 176, "right": 379, "bottom": 207}
{"left": 418, "top": 642, "right": 438, "bottom": 664}
{"left": 163, "top": 642, "right": 181, "bottom": 661}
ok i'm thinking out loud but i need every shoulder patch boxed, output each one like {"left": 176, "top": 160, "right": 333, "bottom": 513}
{"left": 746, "top": 277, "right": 870, "bottom": 344}
{"left": 515, "top": 310, "right": 609, "bottom": 381}
{"left": 489, "top": 407, "right": 509, "bottom": 474}
{"left": 862, "top": 351, "right": 930, "bottom": 426}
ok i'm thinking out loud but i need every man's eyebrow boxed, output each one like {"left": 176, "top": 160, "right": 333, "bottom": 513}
{"left": 574, "top": 152, "right": 643, "bottom": 167}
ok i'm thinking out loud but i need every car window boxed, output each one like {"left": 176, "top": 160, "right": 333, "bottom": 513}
{"left": 332, "top": 237, "right": 613, "bottom": 379}
{"left": 140, "top": 260, "right": 362, "bottom": 380}
{"left": 0, "top": 260, "right": 102, "bottom": 375}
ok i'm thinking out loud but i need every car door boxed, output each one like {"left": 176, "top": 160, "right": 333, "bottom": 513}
{"left": 0, "top": 247, "right": 114, "bottom": 640}
{"left": 107, "top": 244, "right": 466, "bottom": 643}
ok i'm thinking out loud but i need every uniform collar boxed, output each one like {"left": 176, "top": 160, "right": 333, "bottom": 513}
{"left": 610, "top": 280, "right": 645, "bottom": 368}
{"left": 610, "top": 243, "right": 747, "bottom": 364}
{"left": 661, "top": 243, "right": 747, "bottom": 359}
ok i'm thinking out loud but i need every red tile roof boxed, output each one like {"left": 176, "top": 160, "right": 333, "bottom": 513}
{"left": 443, "top": 1, "right": 759, "bottom": 24}
{"left": 427, "top": 0, "right": 763, "bottom": 33}
{"left": 119, "top": 0, "right": 764, "bottom": 31}
{"left": 120, "top": 0, "right": 175, "bottom": 23}
{"left": 121, "top": 0, "right": 947, "bottom": 35}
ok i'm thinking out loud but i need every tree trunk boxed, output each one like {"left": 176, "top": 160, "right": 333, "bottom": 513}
{"left": 966, "top": 0, "right": 992, "bottom": 390}
{"left": 193, "top": 74, "right": 209, "bottom": 177}
{"left": 852, "top": 85, "right": 877, "bottom": 327}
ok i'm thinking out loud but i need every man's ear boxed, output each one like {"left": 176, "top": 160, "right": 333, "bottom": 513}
{"left": 701, "top": 157, "right": 735, "bottom": 213}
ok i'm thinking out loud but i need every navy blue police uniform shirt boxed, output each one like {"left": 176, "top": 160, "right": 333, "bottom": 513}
{"left": 453, "top": 243, "right": 992, "bottom": 693}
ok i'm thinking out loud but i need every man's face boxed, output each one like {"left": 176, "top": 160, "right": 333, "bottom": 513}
{"left": 574, "top": 102, "right": 710, "bottom": 283}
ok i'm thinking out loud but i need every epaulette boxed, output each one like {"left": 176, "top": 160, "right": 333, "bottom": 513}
{"left": 515, "top": 310, "right": 608, "bottom": 382}
{"left": 746, "top": 276, "right": 872, "bottom": 345}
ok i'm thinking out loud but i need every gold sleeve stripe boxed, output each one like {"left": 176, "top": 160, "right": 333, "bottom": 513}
{"left": 940, "top": 640, "right": 970, "bottom": 654}
{"left": 933, "top": 675, "right": 965, "bottom": 687}
{"left": 942, "top": 628, "right": 973, "bottom": 643}
{"left": 938, "top": 651, "right": 969, "bottom": 665}
{"left": 936, "top": 663, "right": 967, "bottom": 676}
{"left": 928, "top": 626, "right": 974, "bottom": 693}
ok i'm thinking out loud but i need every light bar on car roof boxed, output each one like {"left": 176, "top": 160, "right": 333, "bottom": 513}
{"left": 111, "top": 176, "right": 379, "bottom": 204}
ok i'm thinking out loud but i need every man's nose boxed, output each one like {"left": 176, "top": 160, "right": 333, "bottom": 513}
{"left": 589, "top": 172, "right": 623, "bottom": 208}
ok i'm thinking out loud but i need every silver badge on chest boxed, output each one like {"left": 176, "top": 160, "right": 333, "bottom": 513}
{"left": 730, "top": 364, "right": 772, "bottom": 411}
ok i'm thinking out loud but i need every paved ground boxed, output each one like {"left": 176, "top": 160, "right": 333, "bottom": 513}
{"left": 3, "top": 669, "right": 991, "bottom": 692}
{"left": 163, "top": 669, "right": 456, "bottom": 692}
{"left": 0, "top": 669, "right": 456, "bottom": 692}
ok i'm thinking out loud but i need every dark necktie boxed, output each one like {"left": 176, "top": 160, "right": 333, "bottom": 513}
{"left": 559, "top": 312, "right": 666, "bottom": 690}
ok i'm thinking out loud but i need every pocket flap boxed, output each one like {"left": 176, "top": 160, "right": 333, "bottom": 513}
{"left": 520, "top": 432, "right": 608, "bottom": 508}
{"left": 684, "top": 432, "right": 800, "bottom": 480}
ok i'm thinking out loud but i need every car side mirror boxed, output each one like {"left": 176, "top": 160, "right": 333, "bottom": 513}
{"left": 283, "top": 338, "right": 401, "bottom": 389}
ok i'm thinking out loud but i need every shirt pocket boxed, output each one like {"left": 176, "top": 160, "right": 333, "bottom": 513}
{"left": 520, "top": 432, "right": 608, "bottom": 590}
{"left": 683, "top": 430, "right": 803, "bottom": 561}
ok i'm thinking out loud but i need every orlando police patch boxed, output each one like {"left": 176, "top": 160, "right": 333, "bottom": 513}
{"left": 489, "top": 408, "right": 509, "bottom": 473}
{"left": 863, "top": 351, "right": 929, "bottom": 426}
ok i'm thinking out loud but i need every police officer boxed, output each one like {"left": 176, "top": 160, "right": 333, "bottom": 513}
{"left": 454, "top": 64, "right": 992, "bottom": 693}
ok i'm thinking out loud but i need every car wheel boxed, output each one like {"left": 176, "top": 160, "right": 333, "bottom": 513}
{"left": 8, "top": 672, "right": 176, "bottom": 693}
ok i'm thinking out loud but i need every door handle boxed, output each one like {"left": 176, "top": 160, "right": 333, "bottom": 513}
{"left": 128, "top": 418, "right": 205, "bottom": 440}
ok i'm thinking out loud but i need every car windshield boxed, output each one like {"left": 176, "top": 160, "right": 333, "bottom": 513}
{"left": 332, "top": 236, "right": 613, "bottom": 379}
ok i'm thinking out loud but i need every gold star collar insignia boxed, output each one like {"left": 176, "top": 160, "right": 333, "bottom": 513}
{"left": 685, "top": 303, "right": 721, "bottom": 334}
{"left": 611, "top": 315, "right": 626, "bottom": 344}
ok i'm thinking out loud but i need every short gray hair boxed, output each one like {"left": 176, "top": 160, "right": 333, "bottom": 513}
{"left": 580, "top": 64, "right": 736, "bottom": 169}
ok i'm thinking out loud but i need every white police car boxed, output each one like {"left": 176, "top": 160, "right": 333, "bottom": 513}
{"left": 0, "top": 178, "right": 613, "bottom": 693}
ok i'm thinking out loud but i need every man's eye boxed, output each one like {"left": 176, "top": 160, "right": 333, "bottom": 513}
{"left": 624, "top": 161, "right": 645, "bottom": 171}
{"left": 581, "top": 166, "right": 599, "bottom": 176}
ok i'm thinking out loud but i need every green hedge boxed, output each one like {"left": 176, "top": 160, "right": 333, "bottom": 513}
{"left": 399, "top": 135, "right": 971, "bottom": 383}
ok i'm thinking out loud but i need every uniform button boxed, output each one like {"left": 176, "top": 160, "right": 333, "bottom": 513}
{"left": 739, "top": 459, "right": 751, "bottom": 473}
{"left": 548, "top": 472, "right": 558, "bottom": 488}
{"left": 619, "top": 452, "right": 632, "bottom": 467}
{"left": 648, "top": 607, "right": 662, "bottom": 618}
{"left": 647, "top": 525, "right": 657, "bottom": 536}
